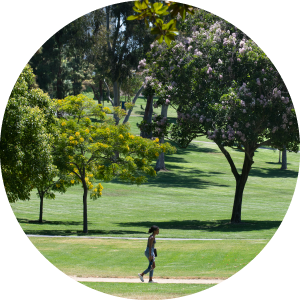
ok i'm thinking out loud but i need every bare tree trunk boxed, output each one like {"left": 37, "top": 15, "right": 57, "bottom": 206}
{"left": 113, "top": 81, "right": 121, "bottom": 124}
{"left": 155, "top": 105, "right": 169, "bottom": 171}
{"left": 231, "top": 152, "right": 253, "bottom": 223}
{"left": 155, "top": 144, "right": 165, "bottom": 171}
{"left": 278, "top": 150, "right": 281, "bottom": 163}
{"left": 123, "top": 85, "right": 144, "bottom": 124}
{"left": 82, "top": 169, "right": 88, "bottom": 233}
{"left": 38, "top": 191, "right": 44, "bottom": 223}
{"left": 99, "top": 79, "right": 103, "bottom": 105}
{"left": 218, "top": 144, "right": 254, "bottom": 223}
{"left": 91, "top": 86, "right": 100, "bottom": 104}
{"left": 140, "top": 95, "right": 153, "bottom": 138}
{"left": 103, "top": 79, "right": 114, "bottom": 106}
{"left": 281, "top": 146, "right": 287, "bottom": 170}
{"left": 83, "top": 186, "right": 88, "bottom": 233}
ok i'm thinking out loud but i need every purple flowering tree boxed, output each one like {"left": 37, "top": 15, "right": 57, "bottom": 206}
{"left": 139, "top": 11, "right": 299, "bottom": 223}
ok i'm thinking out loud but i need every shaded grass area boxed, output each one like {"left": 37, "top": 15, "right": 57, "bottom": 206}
{"left": 29, "top": 237, "right": 267, "bottom": 279}
{"left": 11, "top": 140, "right": 299, "bottom": 239}
{"left": 80, "top": 282, "right": 216, "bottom": 300}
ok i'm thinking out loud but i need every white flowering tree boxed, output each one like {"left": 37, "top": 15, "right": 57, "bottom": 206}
{"left": 138, "top": 11, "right": 299, "bottom": 223}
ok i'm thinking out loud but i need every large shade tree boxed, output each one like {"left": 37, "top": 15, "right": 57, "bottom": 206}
{"left": 0, "top": 65, "right": 57, "bottom": 203}
{"left": 105, "top": 1, "right": 155, "bottom": 123}
{"left": 53, "top": 94, "right": 175, "bottom": 233}
{"left": 139, "top": 10, "right": 299, "bottom": 223}
{"left": 29, "top": 13, "right": 95, "bottom": 99}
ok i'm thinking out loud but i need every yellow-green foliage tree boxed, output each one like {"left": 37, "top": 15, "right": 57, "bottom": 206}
{"left": 53, "top": 94, "right": 175, "bottom": 233}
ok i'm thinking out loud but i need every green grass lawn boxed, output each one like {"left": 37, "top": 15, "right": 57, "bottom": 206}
{"left": 28, "top": 237, "right": 267, "bottom": 279}
{"left": 27, "top": 236, "right": 265, "bottom": 299}
{"left": 9, "top": 92, "right": 299, "bottom": 299}
{"left": 12, "top": 140, "right": 299, "bottom": 239}
{"left": 84, "top": 92, "right": 178, "bottom": 136}
{"left": 80, "top": 282, "right": 216, "bottom": 300}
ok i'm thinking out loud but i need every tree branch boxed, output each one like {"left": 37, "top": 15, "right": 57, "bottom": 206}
{"left": 217, "top": 143, "right": 240, "bottom": 181}
{"left": 103, "top": 79, "right": 114, "bottom": 106}
{"left": 123, "top": 85, "right": 144, "bottom": 124}
{"left": 257, "top": 139, "right": 272, "bottom": 148}
{"left": 106, "top": 6, "right": 112, "bottom": 52}
{"left": 112, "top": 13, "right": 121, "bottom": 53}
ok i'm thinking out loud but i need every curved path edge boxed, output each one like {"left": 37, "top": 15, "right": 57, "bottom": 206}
{"left": 26, "top": 235, "right": 267, "bottom": 241}
{"left": 69, "top": 276, "right": 224, "bottom": 284}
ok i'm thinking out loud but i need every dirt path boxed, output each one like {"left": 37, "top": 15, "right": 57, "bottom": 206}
{"left": 69, "top": 276, "right": 224, "bottom": 284}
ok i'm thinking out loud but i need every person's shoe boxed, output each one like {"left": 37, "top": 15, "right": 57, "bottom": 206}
{"left": 148, "top": 280, "right": 157, "bottom": 283}
{"left": 138, "top": 273, "right": 144, "bottom": 282}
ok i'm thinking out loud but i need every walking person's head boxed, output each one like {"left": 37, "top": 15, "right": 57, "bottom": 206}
{"left": 148, "top": 225, "right": 159, "bottom": 235}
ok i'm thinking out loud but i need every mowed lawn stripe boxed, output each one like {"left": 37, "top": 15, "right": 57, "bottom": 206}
{"left": 29, "top": 237, "right": 267, "bottom": 279}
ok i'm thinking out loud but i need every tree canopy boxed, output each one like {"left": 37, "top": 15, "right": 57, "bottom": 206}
{"left": 53, "top": 94, "right": 175, "bottom": 232}
{"left": 0, "top": 65, "right": 56, "bottom": 202}
{"left": 138, "top": 9, "right": 299, "bottom": 222}
{"left": 127, "top": 0, "right": 195, "bottom": 45}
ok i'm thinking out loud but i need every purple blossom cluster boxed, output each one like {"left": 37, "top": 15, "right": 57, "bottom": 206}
{"left": 272, "top": 88, "right": 281, "bottom": 98}
{"left": 207, "top": 124, "right": 247, "bottom": 143}
{"left": 143, "top": 15, "right": 296, "bottom": 151}
{"left": 138, "top": 58, "right": 147, "bottom": 69}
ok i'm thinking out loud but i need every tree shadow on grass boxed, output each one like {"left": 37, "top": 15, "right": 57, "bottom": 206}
{"left": 116, "top": 220, "right": 282, "bottom": 233}
{"left": 24, "top": 229, "right": 145, "bottom": 236}
{"left": 145, "top": 167, "right": 229, "bottom": 189}
{"left": 18, "top": 218, "right": 145, "bottom": 236}
{"left": 17, "top": 218, "right": 83, "bottom": 226}
{"left": 109, "top": 166, "right": 229, "bottom": 189}
{"left": 265, "top": 162, "right": 291, "bottom": 165}
{"left": 172, "top": 142, "right": 220, "bottom": 156}
{"left": 162, "top": 141, "right": 221, "bottom": 164}
{"left": 250, "top": 167, "right": 298, "bottom": 178}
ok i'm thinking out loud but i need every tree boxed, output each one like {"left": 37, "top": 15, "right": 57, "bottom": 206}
{"left": 83, "top": 9, "right": 110, "bottom": 105}
{"left": 35, "top": 168, "right": 73, "bottom": 223}
{"left": 105, "top": 2, "right": 155, "bottom": 123}
{"left": 121, "top": 71, "right": 144, "bottom": 103}
{"left": 139, "top": 11, "right": 299, "bottom": 223}
{"left": 29, "top": 13, "right": 94, "bottom": 98}
{"left": 280, "top": 146, "right": 287, "bottom": 170}
{"left": 53, "top": 94, "right": 175, "bottom": 233}
{"left": 128, "top": 0, "right": 195, "bottom": 45}
{"left": 0, "top": 65, "right": 56, "bottom": 203}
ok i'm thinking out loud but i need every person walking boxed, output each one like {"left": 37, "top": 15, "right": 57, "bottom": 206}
{"left": 138, "top": 225, "right": 159, "bottom": 283}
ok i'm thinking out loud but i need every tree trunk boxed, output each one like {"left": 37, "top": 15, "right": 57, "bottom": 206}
{"left": 281, "top": 146, "right": 287, "bottom": 170}
{"left": 99, "top": 79, "right": 103, "bottom": 105}
{"left": 231, "top": 152, "right": 254, "bottom": 223}
{"left": 83, "top": 181, "right": 88, "bottom": 234}
{"left": 155, "top": 148, "right": 165, "bottom": 171}
{"left": 38, "top": 192, "right": 44, "bottom": 224}
{"left": 113, "top": 80, "right": 121, "bottom": 124}
{"left": 56, "top": 47, "right": 64, "bottom": 99}
{"left": 140, "top": 95, "right": 153, "bottom": 138}
{"left": 103, "top": 79, "right": 113, "bottom": 106}
{"left": 278, "top": 150, "right": 281, "bottom": 163}
{"left": 155, "top": 104, "right": 169, "bottom": 171}
{"left": 123, "top": 85, "right": 144, "bottom": 124}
